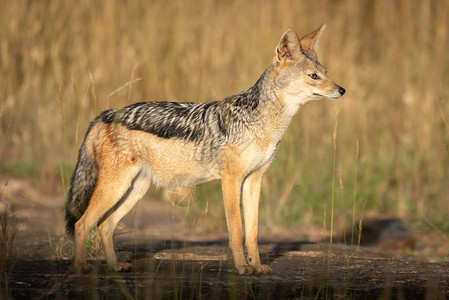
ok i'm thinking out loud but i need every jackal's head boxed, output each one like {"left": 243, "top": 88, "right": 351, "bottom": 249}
{"left": 272, "top": 24, "right": 345, "bottom": 109}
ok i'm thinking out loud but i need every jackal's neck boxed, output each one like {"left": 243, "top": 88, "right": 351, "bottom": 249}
{"left": 222, "top": 68, "right": 272, "bottom": 113}
{"left": 221, "top": 66, "right": 299, "bottom": 144}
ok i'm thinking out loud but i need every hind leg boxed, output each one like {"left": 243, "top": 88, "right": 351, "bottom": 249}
{"left": 98, "top": 173, "right": 150, "bottom": 271}
{"left": 74, "top": 166, "right": 141, "bottom": 273}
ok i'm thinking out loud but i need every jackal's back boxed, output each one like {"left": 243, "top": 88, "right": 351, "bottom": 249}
{"left": 99, "top": 75, "right": 265, "bottom": 147}
{"left": 103, "top": 101, "right": 228, "bottom": 144}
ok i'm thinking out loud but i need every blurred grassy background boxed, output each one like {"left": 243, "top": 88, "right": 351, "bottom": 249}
{"left": 1, "top": 0, "right": 448, "bottom": 237}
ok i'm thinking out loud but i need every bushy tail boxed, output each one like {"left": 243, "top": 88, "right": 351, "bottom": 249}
{"left": 64, "top": 120, "right": 101, "bottom": 236}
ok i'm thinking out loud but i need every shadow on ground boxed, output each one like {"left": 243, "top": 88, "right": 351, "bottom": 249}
{"left": 3, "top": 239, "right": 449, "bottom": 299}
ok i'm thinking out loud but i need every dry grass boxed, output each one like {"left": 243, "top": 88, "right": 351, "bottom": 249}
{"left": 1, "top": 0, "right": 448, "bottom": 234}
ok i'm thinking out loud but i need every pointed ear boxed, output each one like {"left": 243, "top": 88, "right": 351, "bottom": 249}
{"left": 275, "top": 29, "right": 301, "bottom": 62}
{"left": 299, "top": 23, "right": 327, "bottom": 54}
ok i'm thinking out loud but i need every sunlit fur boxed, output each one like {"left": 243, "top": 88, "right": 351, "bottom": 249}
{"left": 65, "top": 24, "right": 345, "bottom": 275}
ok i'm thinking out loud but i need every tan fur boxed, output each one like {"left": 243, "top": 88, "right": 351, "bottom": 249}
{"left": 71, "top": 24, "right": 345, "bottom": 275}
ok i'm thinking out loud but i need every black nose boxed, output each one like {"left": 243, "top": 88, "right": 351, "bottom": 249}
{"left": 339, "top": 86, "right": 346, "bottom": 96}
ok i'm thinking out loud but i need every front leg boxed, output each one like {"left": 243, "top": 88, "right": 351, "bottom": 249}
{"left": 221, "top": 171, "right": 253, "bottom": 274}
{"left": 242, "top": 169, "right": 272, "bottom": 274}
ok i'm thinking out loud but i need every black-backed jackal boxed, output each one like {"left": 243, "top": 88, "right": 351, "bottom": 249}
{"left": 65, "top": 24, "right": 345, "bottom": 275}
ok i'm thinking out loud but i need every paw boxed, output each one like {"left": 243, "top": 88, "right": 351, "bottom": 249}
{"left": 253, "top": 264, "right": 272, "bottom": 274}
{"left": 236, "top": 264, "right": 255, "bottom": 275}
{"left": 114, "top": 262, "right": 133, "bottom": 272}
{"left": 76, "top": 262, "right": 93, "bottom": 274}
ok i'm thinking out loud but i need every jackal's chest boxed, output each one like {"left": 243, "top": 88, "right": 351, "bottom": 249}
{"left": 238, "top": 111, "right": 292, "bottom": 171}
{"left": 229, "top": 139, "right": 280, "bottom": 174}
{"left": 252, "top": 142, "right": 279, "bottom": 168}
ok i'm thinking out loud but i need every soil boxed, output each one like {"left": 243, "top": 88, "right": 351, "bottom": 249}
{"left": 1, "top": 178, "right": 448, "bottom": 299}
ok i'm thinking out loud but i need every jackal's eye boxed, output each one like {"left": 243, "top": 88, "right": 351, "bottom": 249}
{"left": 309, "top": 73, "right": 320, "bottom": 80}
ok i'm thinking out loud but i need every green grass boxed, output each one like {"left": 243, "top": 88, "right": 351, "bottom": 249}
{"left": 0, "top": 162, "right": 41, "bottom": 178}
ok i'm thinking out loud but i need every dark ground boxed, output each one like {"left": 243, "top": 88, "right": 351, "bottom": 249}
{"left": 3, "top": 240, "right": 449, "bottom": 299}
{"left": 1, "top": 178, "right": 449, "bottom": 299}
